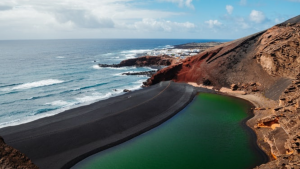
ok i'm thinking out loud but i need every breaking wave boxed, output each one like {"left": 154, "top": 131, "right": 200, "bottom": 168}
{"left": 2, "top": 79, "right": 64, "bottom": 91}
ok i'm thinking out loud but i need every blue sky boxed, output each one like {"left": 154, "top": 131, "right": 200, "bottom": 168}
{"left": 0, "top": 0, "right": 299, "bottom": 40}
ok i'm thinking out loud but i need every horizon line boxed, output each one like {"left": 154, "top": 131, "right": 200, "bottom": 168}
{"left": 0, "top": 38, "right": 234, "bottom": 41}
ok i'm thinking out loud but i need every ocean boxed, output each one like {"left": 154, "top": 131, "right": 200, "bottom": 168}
{"left": 0, "top": 39, "right": 228, "bottom": 128}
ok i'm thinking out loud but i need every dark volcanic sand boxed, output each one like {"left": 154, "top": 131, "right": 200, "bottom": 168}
{"left": 0, "top": 81, "right": 200, "bottom": 169}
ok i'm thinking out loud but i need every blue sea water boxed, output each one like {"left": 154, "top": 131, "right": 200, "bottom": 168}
{"left": 0, "top": 39, "right": 228, "bottom": 128}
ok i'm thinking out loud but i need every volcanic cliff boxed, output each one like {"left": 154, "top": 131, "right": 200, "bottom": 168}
{"left": 145, "top": 16, "right": 300, "bottom": 90}
{"left": 146, "top": 15, "right": 300, "bottom": 168}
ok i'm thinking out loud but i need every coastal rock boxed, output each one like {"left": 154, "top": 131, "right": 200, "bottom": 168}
{"left": 122, "top": 70, "right": 157, "bottom": 77}
{"left": 98, "top": 55, "right": 176, "bottom": 68}
{"left": 0, "top": 136, "right": 38, "bottom": 169}
{"left": 98, "top": 63, "right": 121, "bottom": 68}
{"left": 173, "top": 42, "right": 223, "bottom": 50}
{"left": 123, "top": 89, "right": 131, "bottom": 92}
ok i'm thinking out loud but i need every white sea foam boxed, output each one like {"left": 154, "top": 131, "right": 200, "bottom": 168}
{"left": 75, "top": 92, "right": 112, "bottom": 103}
{"left": 106, "top": 67, "right": 130, "bottom": 70}
{"left": 92, "top": 65, "right": 102, "bottom": 70}
{"left": 0, "top": 119, "right": 21, "bottom": 128}
{"left": 134, "top": 79, "right": 146, "bottom": 84}
{"left": 2, "top": 79, "right": 64, "bottom": 91}
{"left": 125, "top": 54, "right": 136, "bottom": 59}
{"left": 144, "top": 66, "right": 161, "bottom": 71}
{"left": 128, "top": 85, "right": 142, "bottom": 91}
{"left": 129, "top": 49, "right": 151, "bottom": 53}
{"left": 46, "top": 100, "right": 71, "bottom": 106}
{"left": 124, "top": 49, "right": 151, "bottom": 54}
{"left": 0, "top": 85, "right": 144, "bottom": 128}
{"left": 165, "top": 45, "right": 174, "bottom": 49}
{"left": 56, "top": 56, "right": 65, "bottom": 59}
{"left": 102, "top": 53, "right": 113, "bottom": 56}
{"left": 0, "top": 93, "right": 113, "bottom": 128}
{"left": 113, "top": 73, "right": 123, "bottom": 76}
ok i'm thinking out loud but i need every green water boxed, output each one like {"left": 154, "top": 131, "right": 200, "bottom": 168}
{"left": 73, "top": 93, "right": 265, "bottom": 169}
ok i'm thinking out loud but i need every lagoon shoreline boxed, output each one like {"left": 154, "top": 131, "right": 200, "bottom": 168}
{"left": 0, "top": 81, "right": 205, "bottom": 169}
{"left": 0, "top": 80, "right": 270, "bottom": 169}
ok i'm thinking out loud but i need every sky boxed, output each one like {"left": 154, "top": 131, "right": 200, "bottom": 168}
{"left": 0, "top": 0, "right": 299, "bottom": 40}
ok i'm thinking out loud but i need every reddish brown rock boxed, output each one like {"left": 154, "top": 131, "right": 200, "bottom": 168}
{"left": 0, "top": 136, "right": 38, "bottom": 169}
{"left": 144, "top": 15, "right": 300, "bottom": 93}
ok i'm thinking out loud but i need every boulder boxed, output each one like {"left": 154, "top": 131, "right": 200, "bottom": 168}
{"left": 123, "top": 89, "right": 131, "bottom": 92}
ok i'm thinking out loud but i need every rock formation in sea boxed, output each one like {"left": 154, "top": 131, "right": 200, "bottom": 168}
{"left": 173, "top": 42, "right": 223, "bottom": 50}
{"left": 122, "top": 70, "right": 157, "bottom": 77}
{"left": 145, "top": 15, "right": 300, "bottom": 168}
{"left": 98, "top": 55, "right": 176, "bottom": 68}
{"left": 0, "top": 136, "right": 38, "bottom": 169}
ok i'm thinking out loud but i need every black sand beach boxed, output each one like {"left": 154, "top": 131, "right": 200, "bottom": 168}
{"left": 0, "top": 81, "right": 204, "bottom": 169}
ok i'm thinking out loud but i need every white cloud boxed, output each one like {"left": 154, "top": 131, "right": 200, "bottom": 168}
{"left": 274, "top": 18, "right": 286, "bottom": 24}
{"left": 275, "top": 18, "right": 281, "bottom": 24}
{"left": 205, "top": 20, "right": 222, "bottom": 28}
{"left": 159, "top": 0, "right": 194, "bottom": 9}
{"left": 133, "top": 18, "right": 195, "bottom": 32}
{"left": 236, "top": 17, "right": 249, "bottom": 29}
{"left": 0, "top": 0, "right": 194, "bottom": 39}
{"left": 226, "top": 5, "right": 233, "bottom": 15}
{"left": 249, "top": 10, "right": 266, "bottom": 23}
{"left": 239, "top": 0, "right": 247, "bottom": 6}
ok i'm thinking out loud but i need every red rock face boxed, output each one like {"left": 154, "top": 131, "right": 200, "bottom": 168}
{"left": 145, "top": 17, "right": 300, "bottom": 92}
{"left": 146, "top": 31, "right": 273, "bottom": 89}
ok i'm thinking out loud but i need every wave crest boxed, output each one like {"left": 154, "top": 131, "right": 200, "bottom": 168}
{"left": 7, "top": 79, "right": 64, "bottom": 91}
{"left": 92, "top": 65, "right": 102, "bottom": 70}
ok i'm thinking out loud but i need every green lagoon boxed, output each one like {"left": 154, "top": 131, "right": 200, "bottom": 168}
{"left": 73, "top": 93, "right": 266, "bottom": 169}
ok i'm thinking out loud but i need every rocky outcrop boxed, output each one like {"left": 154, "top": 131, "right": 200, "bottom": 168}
{"left": 0, "top": 136, "right": 38, "bottom": 169}
{"left": 255, "top": 77, "right": 300, "bottom": 169}
{"left": 122, "top": 70, "right": 157, "bottom": 77}
{"left": 98, "top": 55, "right": 176, "bottom": 68}
{"left": 173, "top": 42, "right": 223, "bottom": 49}
{"left": 255, "top": 22, "right": 300, "bottom": 78}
